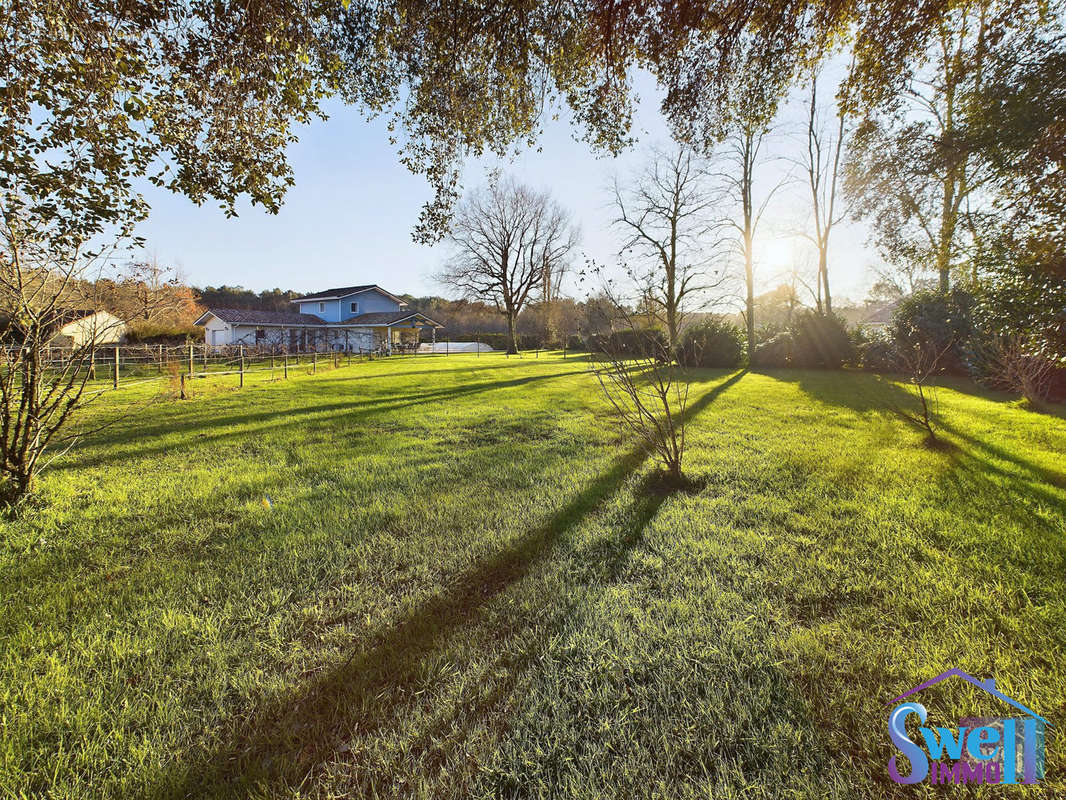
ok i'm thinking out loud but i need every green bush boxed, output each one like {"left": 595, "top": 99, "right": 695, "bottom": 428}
{"left": 789, "top": 311, "right": 855, "bottom": 368}
{"left": 589, "top": 327, "right": 668, "bottom": 360}
{"left": 751, "top": 333, "right": 793, "bottom": 368}
{"left": 124, "top": 324, "right": 202, "bottom": 344}
{"left": 891, "top": 289, "right": 974, "bottom": 374}
{"left": 675, "top": 319, "right": 745, "bottom": 368}
{"left": 858, "top": 338, "right": 899, "bottom": 373}
{"left": 564, "top": 334, "right": 586, "bottom": 351}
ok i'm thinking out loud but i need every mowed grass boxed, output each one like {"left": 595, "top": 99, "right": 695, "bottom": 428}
{"left": 2, "top": 353, "right": 1065, "bottom": 799}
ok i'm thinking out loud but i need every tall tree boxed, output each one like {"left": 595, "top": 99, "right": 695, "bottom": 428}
{"left": 845, "top": 0, "right": 1002, "bottom": 292}
{"left": 726, "top": 121, "right": 772, "bottom": 359}
{"left": 538, "top": 228, "right": 570, "bottom": 345}
{"left": 439, "top": 179, "right": 577, "bottom": 353}
{"left": 611, "top": 147, "right": 728, "bottom": 350}
{"left": 964, "top": 18, "right": 1066, "bottom": 360}
{"left": 800, "top": 70, "right": 851, "bottom": 314}
{"left": 675, "top": 31, "right": 787, "bottom": 360}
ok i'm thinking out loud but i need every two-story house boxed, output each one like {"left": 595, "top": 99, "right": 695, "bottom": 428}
{"left": 195, "top": 285, "right": 442, "bottom": 353}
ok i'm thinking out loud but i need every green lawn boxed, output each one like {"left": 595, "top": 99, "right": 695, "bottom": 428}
{"left": 2, "top": 354, "right": 1064, "bottom": 798}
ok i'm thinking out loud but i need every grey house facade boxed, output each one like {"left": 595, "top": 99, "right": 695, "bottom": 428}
{"left": 195, "top": 285, "right": 442, "bottom": 353}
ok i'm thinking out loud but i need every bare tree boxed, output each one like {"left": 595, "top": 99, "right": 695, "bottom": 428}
{"left": 893, "top": 337, "right": 955, "bottom": 443}
{"left": 439, "top": 178, "right": 578, "bottom": 353}
{"left": 0, "top": 226, "right": 168, "bottom": 509}
{"left": 976, "top": 334, "right": 1057, "bottom": 405}
{"left": 611, "top": 146, "right": 729, "bottom": 351}
{"left": 593, "top": 340, "right": 689, "bottom": 484}
{"left": 538, "top": 235, "right": 570, "bottom": 345}
{"left": 585, "top": 283, "right": 690, "bottom": 484}
{"left": 800, "top": 70, "right": 850, "bottom": 315}
{"left": 721, "top": 117, "right": 782, "bottom": 359}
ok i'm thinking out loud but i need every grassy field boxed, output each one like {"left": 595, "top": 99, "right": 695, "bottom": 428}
{"left": 2, "top": 353, "right": 1064, "bottom": 798}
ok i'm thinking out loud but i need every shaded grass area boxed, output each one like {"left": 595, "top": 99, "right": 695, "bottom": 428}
{"left": 1, "top": 355, "right": 1064, "bottom": 798}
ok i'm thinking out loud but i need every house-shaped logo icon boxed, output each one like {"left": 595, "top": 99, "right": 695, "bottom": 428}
{"left": 886, "top": 668, "right": 1049, "bottom": 786}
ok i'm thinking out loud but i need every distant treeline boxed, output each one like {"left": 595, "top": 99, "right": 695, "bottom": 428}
{"left": 194, "top": 286, "right": 301, "bottom": 312}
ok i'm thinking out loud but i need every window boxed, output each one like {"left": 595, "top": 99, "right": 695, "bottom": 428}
{"left": 350, "top": 301, "right": 359, "bottom": 314}
{"left": 255, "top": 327, "right": 265, "bottom": 340}
{"left": 318, "top": 302, "right": 325, "bottom": 313}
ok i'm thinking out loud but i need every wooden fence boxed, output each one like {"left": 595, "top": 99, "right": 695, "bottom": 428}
{"left": 5, "top": 338, "right": 575, "bottom": 399}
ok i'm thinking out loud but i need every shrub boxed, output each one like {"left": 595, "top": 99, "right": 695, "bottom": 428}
{"left": 789, "top": 311, "right": 855, "bottom": 368}
{"left": 755, "top": 322, "right": 787, "bottom": 347}
{"left": 564, "top": 334, "right": 586, "bottom": 351}
{"left": 858, "top": 338, "right": 899, "bottom": 373}
{"left": 590, "top": 327, "right": 668, "bottom": 360}
{"left": 675, "top": 319, "right": 745, "bottom": 368}
{"left": 751, "top": 332, "right": 793, "bottom": 368}
{"left": 891, "top": 289, "right": 974, "bottom": 375}
{"left": 124, "top": 323, "right": 202, "bottom": 344}
{"left": 970, "top": 335, "right": 1060, "bottom": 404}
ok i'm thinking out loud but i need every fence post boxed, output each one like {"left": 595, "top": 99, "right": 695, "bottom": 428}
{"left": 90, "top": 349, "right": 95, "bottom": 380}
{"left": 180, "top": 372, "right": 186, "bottom": 400}
{"left": 113, "top": 346, "right": 119, "bottom": 389}
{"left": 284, "top": 353, "right": 288, "bottom": 379}
{"left": 239, "top": 345, "right": 245, "bottom": 387}
{"left": 271, "top": 345, "right": 275, "bottom": 370}
{"left": 189, "top": 345, "right": 194, "bottom": 378}
{"left": 313, "top": 350, "right": 317, "bottom": 374}
{"left": 157, "top": 344, "right": 163, "bottom": 373}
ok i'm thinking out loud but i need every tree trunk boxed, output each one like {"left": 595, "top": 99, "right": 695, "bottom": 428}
{"left": 820, "top": 246, "right": 832, "bottom": 314}
{"left": 506, "top": 310, "right": 519, "bottom": 354}
{"left": 937, "top": 174, "right": 956, "bottom": 293}
{"left": 666, "top": 299, "right": 678, "bottom": 353}
{"left": 937, "top": 62, "right": 959, "bottom": 294}
{"left": 744, "top": 245, "right": 755, "bottom": 359}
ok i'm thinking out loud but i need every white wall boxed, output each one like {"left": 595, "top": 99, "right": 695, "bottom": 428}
{"left": 56, "top": 311, "right": 127, "bottom": 347}
{"left": 201, "top": 316, "right": 232, "bottom": 348}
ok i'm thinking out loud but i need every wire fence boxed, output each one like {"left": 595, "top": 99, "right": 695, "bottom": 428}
{"left": 7, "top": 340, "right": 579, "bottom": 401}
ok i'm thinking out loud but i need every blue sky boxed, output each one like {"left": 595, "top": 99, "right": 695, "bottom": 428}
{"left": 134, "top": 71, "right": 882, "bottom": 305}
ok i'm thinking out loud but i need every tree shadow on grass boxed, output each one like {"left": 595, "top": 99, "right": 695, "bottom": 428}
{"left": 308, "top": 356, "right": 582, "bottom": 385}
{"left": 149, "top": 447, "right": 663, "bottom": 799}
{"left": 61, "top": 369, "right": 588, "bottom": 471}
{"left": 751, "top": 368, "right": 915, "bottom": 417}
{"left": 686, "top": 369, "right": 747, "bottom": 415}
{"left": 143, "top": 368, "right": 748, "bottom": 799}
{"left": 760, "top": 368, "right": 1066, "bottom": 586}
{"left": 764, "top": 368, "right": 1066, "bottom": 489}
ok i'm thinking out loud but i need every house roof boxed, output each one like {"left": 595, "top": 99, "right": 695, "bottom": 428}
{"left": 194, "top": 308, "right": 325, "bottom": 326}
{"left": 194, "top": 308, "right": 443, "bottom": 328}
{"left": 49, "top": 308, "right": 125, "bottom": 333}
{"left": 886, "top": 668, "right": 1050, "bottom": 725}
{"left": 290, "top": 285, "right": 407, "bottom": 305}
{"left": 347, "top": 311, "right": 444, "bottom": 327}
{"left": 861, "top": 302, "right": 898, "bottom": 326}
